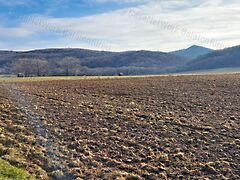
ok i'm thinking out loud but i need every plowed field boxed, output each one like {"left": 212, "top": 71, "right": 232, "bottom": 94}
{"left": 0, "top": 74, "right": 239, "bottom": 179}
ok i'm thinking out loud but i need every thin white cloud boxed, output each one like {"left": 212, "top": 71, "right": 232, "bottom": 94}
{"left": 0, "top": 27, "right": 34, "bottom": 37}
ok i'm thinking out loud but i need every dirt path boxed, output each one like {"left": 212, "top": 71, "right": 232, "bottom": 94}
{"left": 1, "top": 84, "right": 75, "bottom": 179}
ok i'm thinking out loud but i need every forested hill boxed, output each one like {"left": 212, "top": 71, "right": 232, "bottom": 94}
{"left": 182, "top": 45, "right": 240, "bottom": 71}
{"left": 1, "top": 45, "right": 239, "bottom": 76}
{"left": 0, "top": 48, "right": 188, "bottom": 75}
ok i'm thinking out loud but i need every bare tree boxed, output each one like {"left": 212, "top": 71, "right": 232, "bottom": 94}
{"left": 35, "top": 59, "right": 49, "bottom": 76}
{"left": 12, "top": 58, "right": 49, "bottom": 76}
{"left": 58, "top": 57, "right": 81, "bottom": 76}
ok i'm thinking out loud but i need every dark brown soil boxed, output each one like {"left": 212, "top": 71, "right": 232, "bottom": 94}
{"left": 0, "top": 74, "right": 240, "bottom": 179}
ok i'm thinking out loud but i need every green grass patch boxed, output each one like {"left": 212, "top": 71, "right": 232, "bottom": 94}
{"left": 0, "top": 158, "right": 35, "bottom": 180}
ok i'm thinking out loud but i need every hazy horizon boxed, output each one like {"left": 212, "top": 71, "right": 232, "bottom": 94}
{"left": 0, "top": 44, "right": 219, "bottom": 53}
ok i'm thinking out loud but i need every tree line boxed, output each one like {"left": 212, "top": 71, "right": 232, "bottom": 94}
{"left": 10, "top": 57, "right": 172, "bottom": 76}
{"left": 12, "top": 57, "right": 83, "bottom": 76}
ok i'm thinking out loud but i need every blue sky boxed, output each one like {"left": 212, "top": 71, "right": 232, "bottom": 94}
{"left": 0, "top": 0, "right": 142, "bottom": 26}
{"left": 0, "top": 0, "right": 239, "bottom": 51}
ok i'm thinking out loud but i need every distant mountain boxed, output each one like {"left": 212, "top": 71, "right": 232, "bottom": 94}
{"left": 171, "top": 45, "right": 213, "bottom": 59}
{"left": 0, "top": 48, "right": 188, "bottom": 75}
{"left": 182, "top": 45, "right": 240, "bottom": 71}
